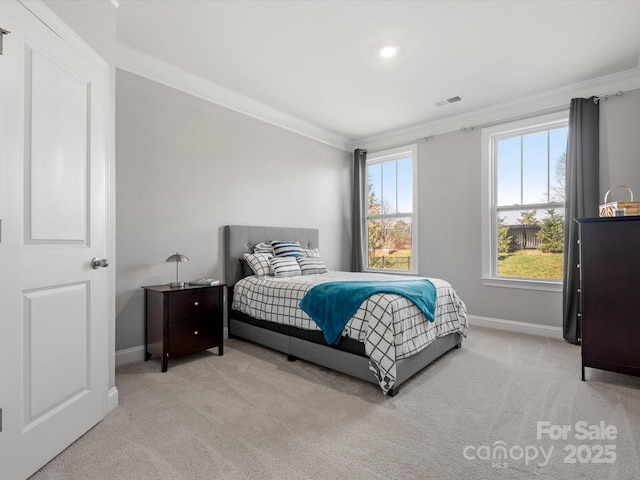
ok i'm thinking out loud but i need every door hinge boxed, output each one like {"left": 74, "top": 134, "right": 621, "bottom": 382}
{"left": 0, "top": 28, "right": 10, "bottom": 55}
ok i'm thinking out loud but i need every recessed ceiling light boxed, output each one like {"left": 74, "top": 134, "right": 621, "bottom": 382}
{"left": 379, "top": 44, "right": 399, "bottom": 58}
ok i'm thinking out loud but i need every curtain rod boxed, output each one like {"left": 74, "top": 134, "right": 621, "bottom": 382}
{"left": 593, "top": 90, "right": 624, "bottom": 104}
{"left": 459, "top": 104, "right": 569, "bottom": 133}
{"left": 459, "top": 90, "right": 625, "bottom": 133}
{"left": 362, "top": 89, "right": 629, "bottom": 152}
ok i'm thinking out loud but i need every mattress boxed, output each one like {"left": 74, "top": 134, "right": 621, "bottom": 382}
{"left": 231, "top": 271, "right": 468, "bottom": 392}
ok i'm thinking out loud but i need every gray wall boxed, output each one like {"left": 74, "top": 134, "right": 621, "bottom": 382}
{"left": 413, "top": 89, "right": 640, "bottom": 329}
{"left": 115, "top": 73, "right": 640, "bottom": 352}
{"left": 600, "top": 89, "right": 640, "bottom": 196}
{"left": 115, "top": 70, "right": 351, "bottom": 351}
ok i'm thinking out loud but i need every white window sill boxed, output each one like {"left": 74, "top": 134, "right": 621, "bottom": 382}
{"left": 363, "top": 269, "right": 420, "bottom": 277}
{"left": 482, "top": 277, "right": 562, "bottom": 292}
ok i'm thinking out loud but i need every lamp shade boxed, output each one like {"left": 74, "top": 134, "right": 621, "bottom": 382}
{"left": 166, "top": 252, "right": 189, "bottom": 287}
{"left": 165, "top": 253, "right": 189, "bottom": 263}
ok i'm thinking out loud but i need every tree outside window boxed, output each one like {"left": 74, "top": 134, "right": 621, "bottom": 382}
{"left": 364, "top": 145, "right": 417, "bottom": 273}
{"left": 492, "top": 122, "right": 568, "bottom": 281}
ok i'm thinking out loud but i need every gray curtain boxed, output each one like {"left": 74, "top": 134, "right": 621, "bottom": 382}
{"left": 351, "top": 149, "right": 367, "bottom": 272}
{"left": 562, "top": 97, "right": 599, "bottom": 344}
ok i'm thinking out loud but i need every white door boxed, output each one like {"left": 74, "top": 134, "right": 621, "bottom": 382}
{"left": 0, "top": 2, "right": 111, "bottom": 478}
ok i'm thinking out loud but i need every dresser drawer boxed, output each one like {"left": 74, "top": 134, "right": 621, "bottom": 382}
{"left": 168, "top": 288, "right": 218, "bottom": 322}
{"left": 169, "top": 316, "right": 219, "bottom": 356}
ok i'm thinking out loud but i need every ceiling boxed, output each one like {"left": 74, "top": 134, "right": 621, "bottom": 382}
{"left": 115, "top": 0, "right": 640, "bottom": 146}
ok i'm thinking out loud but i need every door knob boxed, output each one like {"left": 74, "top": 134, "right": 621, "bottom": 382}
{"left": 91, "top": 257, "right": 109, "bottom": 269}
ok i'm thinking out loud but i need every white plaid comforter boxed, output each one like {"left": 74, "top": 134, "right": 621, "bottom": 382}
{"left": 231, "top": 271, "right": 468, "bottom": 393}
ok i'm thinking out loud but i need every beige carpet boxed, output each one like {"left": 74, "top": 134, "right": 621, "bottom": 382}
{"left": 30, "top": 326, "right": 640, "bottom": 479}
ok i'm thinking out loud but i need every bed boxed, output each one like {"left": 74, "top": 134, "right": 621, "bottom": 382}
{"left": 224, "top": 225, "right": 468, "bottom": 396}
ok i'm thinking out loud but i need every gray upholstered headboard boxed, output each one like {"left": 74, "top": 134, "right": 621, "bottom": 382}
{"left": 224, "top": 225, "right": 320, "bottom": 287}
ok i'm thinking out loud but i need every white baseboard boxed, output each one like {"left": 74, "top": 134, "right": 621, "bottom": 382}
{"left": 115, "top": 322, "right": 561, "bottom": 367}
{"left": 108, "top": 386, "right": 118, "bottom": 412}
{"left": 115, "top": 327, "right": 230, "bottom": 367}
{"left": 468, "top": 314, "right": 563, "bottom": 339}
{"left": 115, "top": 345, "right": 146, "bottom": 366}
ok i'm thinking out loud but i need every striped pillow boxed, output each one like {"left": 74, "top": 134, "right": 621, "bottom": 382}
{"left": 297, "top": 257, "right": 328, "bottom": 275}
{"left": 271, "top": 240, "right": 303, "bottom": 257}
{"left": 269, "top": 256, "right": 302, "bottom": 277}
{"left": 243, "top": 253, "right": 273, "bottom": 276}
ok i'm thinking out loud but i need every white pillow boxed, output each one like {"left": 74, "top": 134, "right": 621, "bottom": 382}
{"left": 243, "top": 253, "right": 273, "bottom": 276}
{"left": 269, "top": 256, "right": 302, "bottom": 277}
{"left": 297, "top": 257, "right": 328, "bottom": 275}
{"left": 253, "top": 242, "right": 273, "bottom": 254}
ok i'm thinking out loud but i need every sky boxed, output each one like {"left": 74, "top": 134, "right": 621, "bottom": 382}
{"left": 497, "top": 127, "right": 567, "bottom": 206}
{"left": 365, "top": 127, "right": 568, "bottom": 226}
{"left": 368, "top": 155, "right": 412, "bottom": 215}
{"left": 496, "top": 127, "right": 568, "bottom": 224}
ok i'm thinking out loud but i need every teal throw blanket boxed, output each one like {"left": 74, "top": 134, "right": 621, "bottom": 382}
{"left": 299, "top": 279, "right": 437, "bottom": 345}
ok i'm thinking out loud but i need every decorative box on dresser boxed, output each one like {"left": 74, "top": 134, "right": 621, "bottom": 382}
{"left": 577, "top": 216, "right": 640, "bottom": 381}
{"left": 143, "top": 283, "right": 224, "bottom": 372}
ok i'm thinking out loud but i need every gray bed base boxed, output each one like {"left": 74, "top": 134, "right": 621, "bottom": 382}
{"left": 224, "top": 225, "right": 462, "bottom": 396}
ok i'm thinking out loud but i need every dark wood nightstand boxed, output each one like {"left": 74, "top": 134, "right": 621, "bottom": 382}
{"left": 143, "top": 283, "right": 224, "bottom": 372}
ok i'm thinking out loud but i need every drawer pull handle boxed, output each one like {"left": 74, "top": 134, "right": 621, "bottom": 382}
{"left": 194, "top": 330, "right": 199, "bottom": 335}
{"left": 194, "top": 301, "right": 199, "bottom": 306}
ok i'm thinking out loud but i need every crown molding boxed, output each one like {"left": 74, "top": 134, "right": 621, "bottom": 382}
{"left": 19, "top": 0, "right": 109, "bottom": 68}
{"left": 355, "top": 67, "right": 640, "bottom": 151}
{"left": 116, "top": 44, "right": 352, "bottom": 151}
{"left": 116, "top": 42, "right": 640, "bottom": 154}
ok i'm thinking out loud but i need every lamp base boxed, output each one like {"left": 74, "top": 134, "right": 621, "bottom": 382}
{"left": 169, "top": 281, "right": 185, "bottom": 288}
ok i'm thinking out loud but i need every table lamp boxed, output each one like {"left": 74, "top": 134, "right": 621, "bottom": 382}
{"left": 166, "top": 252, "right": 189, "bottom": 287}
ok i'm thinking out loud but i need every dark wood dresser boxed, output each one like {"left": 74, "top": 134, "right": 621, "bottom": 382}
{"left": 143, "top": 283, "right": 224, "bottom": 372}
{"left": 577, "top": 216, "right": 640, "bottom": 380}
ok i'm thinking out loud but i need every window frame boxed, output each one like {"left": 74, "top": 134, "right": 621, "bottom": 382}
{"left": 481, "top": 111, "right": 568, "bottom": 292}
{"left": 363, "top": 143, "right": 419, "bottom": 275}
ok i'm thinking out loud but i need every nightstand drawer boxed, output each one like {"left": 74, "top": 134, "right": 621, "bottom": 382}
{"left": 169, "top": 317, "right": 218, "bottom": 356}
{"left": 168, "top": 289, "right": 218, "bottom": 322}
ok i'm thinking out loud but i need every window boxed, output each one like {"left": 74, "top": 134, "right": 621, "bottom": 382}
{"left": 364, "top": 144, "right": 418, "bottom": 273}
{"left": 481, "top": 112, "right": 568, "bottom": 290}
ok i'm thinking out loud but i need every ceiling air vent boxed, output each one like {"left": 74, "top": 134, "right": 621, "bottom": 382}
{"left": 434, "top": 95, "right": 462, "bottom": 107}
